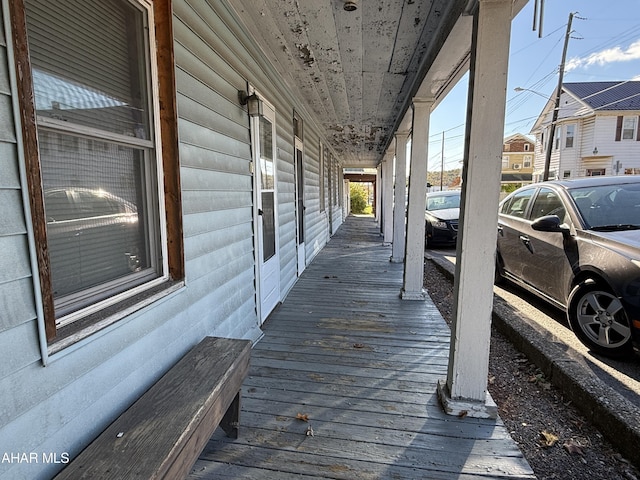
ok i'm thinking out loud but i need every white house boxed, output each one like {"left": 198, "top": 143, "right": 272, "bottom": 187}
{"left": 530, "top": 81, "right": 640, "bottom": 181}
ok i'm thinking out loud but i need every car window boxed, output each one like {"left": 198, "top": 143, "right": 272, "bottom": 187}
{"left": 500, "top": 188, "right": 534, "bottom": 218}
{"left": 529, "top": 188, "right": 567, "bottom": 222}
{"left": 570, "top": 184, "right": 640, "bottom": 228}
{"left": 45, "top": 190, "right": 77, "bottom": 221}
{"left": 427, "top": 193, "right": 460, "bottom": 211}
{"left": 75, "top": 190, "right": 123, "bottom": 218}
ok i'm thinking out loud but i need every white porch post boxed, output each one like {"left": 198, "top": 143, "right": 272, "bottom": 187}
{"left": 402, "top": 98, "right": 432, "bottom": 299}
{"left": 381, "top": 151, "right": 394, "bottom": 245}
{"left": 437, "top": 0, "right": 512, "bottom": 418}
{"left": 375, "top": 164, "right": 381, "bottom": 226}
{"left": 390, "top": 132, "right": 409, "bottom": 262}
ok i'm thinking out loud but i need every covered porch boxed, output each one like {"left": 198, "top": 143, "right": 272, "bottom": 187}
{"left": 189, "top": 216, "right": 534, "bottom": 479}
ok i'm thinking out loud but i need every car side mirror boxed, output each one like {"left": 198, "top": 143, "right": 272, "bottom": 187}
{"left": 531, "top": 215, "right": 570, "bottom": 234}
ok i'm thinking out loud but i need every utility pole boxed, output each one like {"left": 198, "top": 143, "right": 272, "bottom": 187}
{"left": 543, "top": 12, "right": 573, "bottom": 181}
{"left": 440, "top": 131, "right": 445, "bottom": 190}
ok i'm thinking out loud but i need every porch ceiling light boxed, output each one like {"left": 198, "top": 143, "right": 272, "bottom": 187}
{"left": 344, "top": 0, "right": 358, "bottom": 11}
{"left": 238, "top": 91, "right": 263, "bottom": 117}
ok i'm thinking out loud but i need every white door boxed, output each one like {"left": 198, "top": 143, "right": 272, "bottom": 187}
{"left": 253, "top": 102, "right": 280, "bottom": 323}
{"left": 295, "top": 140, "right": 306, "bottom": 274}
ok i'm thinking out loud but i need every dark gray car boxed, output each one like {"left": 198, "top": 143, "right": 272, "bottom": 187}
{"left": 496, "top": 176, "right": 640, "bottom": 357}
{"left": 425, "top": 190, "right": 460, "bottom": 247}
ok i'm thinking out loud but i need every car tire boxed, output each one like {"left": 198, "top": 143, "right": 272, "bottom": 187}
{"left": 425, "top": 222, "right": 432, "bottom": 249}
{"left": 567, "top": 280, "right": 633, "bottom": 358}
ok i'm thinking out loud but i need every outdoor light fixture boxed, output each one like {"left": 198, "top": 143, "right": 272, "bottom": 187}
{"left": 238, "top": 91, "right": 263, "bottom": 117}
{"left": 344, "top": 0, "right": 358, "bottom": 11}
{"left": 593, "top": 147, "right": 598, "bottom": 155}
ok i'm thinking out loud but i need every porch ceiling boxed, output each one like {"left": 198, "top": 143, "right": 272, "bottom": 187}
{"left": 227, "top": 0, "right": 476, "bottom": 168}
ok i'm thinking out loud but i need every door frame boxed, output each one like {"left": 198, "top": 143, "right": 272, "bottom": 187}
{"left": 294, "top": 137, "right": 306, "bottom": 274}
{"left": 250, "top": 90, "right": 280, "bottom": 324}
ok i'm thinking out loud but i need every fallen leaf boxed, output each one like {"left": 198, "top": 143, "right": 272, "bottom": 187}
{"left": 353, "top": 343, "right": 365, "bottom": 349}
{"left": 458, "top": 410, "right": 468, "bottom": 418}
{"left": 563, "top": 439, "right": 584, "bottom": 455}
{"left": 296, "top": 413, "right": 309, "bottom": 422}
{"left": 540, "top": 430, "right": 559, "bottom": 447}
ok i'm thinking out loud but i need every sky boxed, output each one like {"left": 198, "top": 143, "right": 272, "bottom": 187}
{"left": 427, "top": 0, "right": 640, "bottom": 173}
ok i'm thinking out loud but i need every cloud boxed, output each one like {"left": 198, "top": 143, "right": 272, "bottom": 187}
{"left": 566, "top": 39, "right": 640, "bottom": 71}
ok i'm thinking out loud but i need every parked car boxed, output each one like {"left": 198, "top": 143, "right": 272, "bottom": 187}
{"left": 45, "top": 188, "right": 143, "bottom": 300}
{"left": 496, "top": 176, "right": 640, "bottom": 357}
{"left": 425, "top": 190, "right": 460, "bottom": 247}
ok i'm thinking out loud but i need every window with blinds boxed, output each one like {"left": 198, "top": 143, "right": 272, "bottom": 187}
{"left": 23, "top": 0, "right": 165, "bottom": 321}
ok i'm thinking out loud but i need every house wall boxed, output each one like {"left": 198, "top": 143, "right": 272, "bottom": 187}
{"left": 0, "top": 1, "right": 336, "bottom": 478}
{"left": 533, "top": 92, "right": 640, "bottom": 180}
{"left": 591, "top": 114, "right": 640, "bottom": 173}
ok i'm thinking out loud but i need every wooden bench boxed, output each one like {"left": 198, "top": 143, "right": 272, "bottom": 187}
{"left": 54, "top": 336, "right": 251, "bottom": 480}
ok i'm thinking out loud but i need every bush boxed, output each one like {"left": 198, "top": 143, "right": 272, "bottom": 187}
{"left": 350, "top": 183, "right": 369, "bottom": 214}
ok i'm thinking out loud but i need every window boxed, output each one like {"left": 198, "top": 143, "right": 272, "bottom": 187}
{"left": 523, "top": 155, "right": 532, "bottom": 168}
{"left": 565, "top": 124, "right": 575, "bottom": 148}
{"left": 500, "top": 188, "right": 534, "bottom": 218}
{"left": 587, "top": 169, "right": 606, "bottom": 176}
{"left": 524, "top": 143, "right": 530, "bottom": 152}
{"left": 502, "top": 155, "right": 509, "bottom": 168}
{"left": 13, "top": 0, "right": 183, "bottom": 342}
{"left": 563, "top": 170, "right": 571, "bottom": 179}
{"left": 623, "top": 116, "right": 637, "bottom": 140}
{"left": 530, "top": 188, "right": 567, "bottom": 223}
{"left": 554, "top": 127, "right": 561, "bottom": 149}
{"left": 293, "top": 111, "right": 303, "bottom": 141}
{"left": 625, "top": 168, "right": 640, "bottom": 175}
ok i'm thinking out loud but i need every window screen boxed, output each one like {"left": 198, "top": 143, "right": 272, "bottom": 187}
{"left": 24, "top": 0, "right": 161, "bottom": 318}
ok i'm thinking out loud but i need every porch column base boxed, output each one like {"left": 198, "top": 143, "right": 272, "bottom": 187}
{"left": 400, "top": 288, "right": 427, "bottom": 300}
{"left": 436, "top": 379, "right": 497, "bottom": 419}
{"left": 389, "top": 256, "right": 403, "bottom": 263}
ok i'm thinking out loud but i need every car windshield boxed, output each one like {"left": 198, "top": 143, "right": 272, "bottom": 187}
{"left": 570, "top": 183, "right": 640, "bottom": 230}
{"left": 426, "top": 193, "right": 460, "bottom": 211}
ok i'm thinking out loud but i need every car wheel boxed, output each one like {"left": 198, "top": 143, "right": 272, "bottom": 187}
{"left": 567, "top": 281, "right": 633, "bottom": 357}
{"left": 425, "top": 222, "right": 432, "bottom": 249}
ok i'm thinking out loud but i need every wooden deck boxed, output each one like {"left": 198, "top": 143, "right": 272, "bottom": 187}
{"left": 188, "top": 215, "right": 535, "bottom": 480}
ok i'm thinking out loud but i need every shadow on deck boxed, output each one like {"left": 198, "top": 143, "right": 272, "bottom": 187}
{"left": 189, "top": 215, "right": 535, "bottom": 479}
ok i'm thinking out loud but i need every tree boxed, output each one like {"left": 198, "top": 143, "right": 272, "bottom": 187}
{"left": 350, "top": 183, "right": 370, "bottom": 214}
{"left": 427, "top": 168, "right": 462, "bottom": 189}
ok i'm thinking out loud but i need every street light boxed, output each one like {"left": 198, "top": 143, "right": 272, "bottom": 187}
{"left": 514, "top": 86, "right": 549, "bottom": 99}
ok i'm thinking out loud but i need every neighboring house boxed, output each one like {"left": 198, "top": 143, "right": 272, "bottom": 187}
{"left": 501, "top": 133, "right": 534, "bottom": 190}
{"left": 530, "top": 81, "right": 640, "bottom": 181}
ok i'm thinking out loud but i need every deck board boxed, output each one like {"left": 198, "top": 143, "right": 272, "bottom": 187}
{"left": 188, "top": 216, "right": 535, "bottom": 479}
